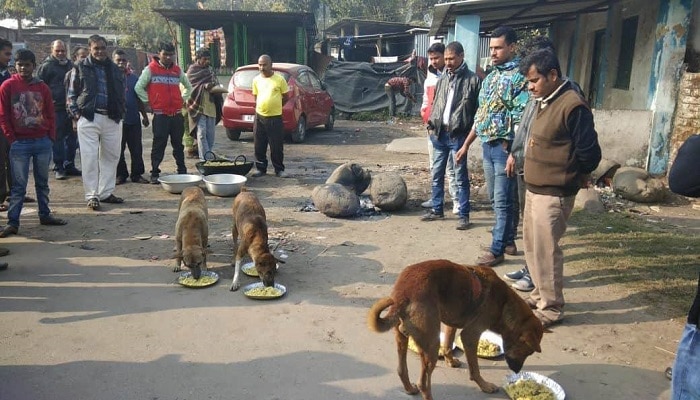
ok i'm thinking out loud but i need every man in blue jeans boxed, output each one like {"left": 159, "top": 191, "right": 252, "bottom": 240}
{"left": 37, "top": 40, "right": 80, "bottom": 180}
{"left": 0, "top": 49, "right": 67, "bottom": 238}
{"left": 456, "top": 26, "right": 529, "bottom": 265}
{"left": 421, "top": 41, "right": 481, "bottom": 230}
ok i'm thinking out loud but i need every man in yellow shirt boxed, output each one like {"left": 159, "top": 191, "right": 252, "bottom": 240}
{"left": 251, "top": 54, "right": 289, "bottom": 178}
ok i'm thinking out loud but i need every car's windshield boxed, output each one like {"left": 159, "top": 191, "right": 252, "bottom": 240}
{"left": 233, "top": 70, "right": 290, "bottom": 89}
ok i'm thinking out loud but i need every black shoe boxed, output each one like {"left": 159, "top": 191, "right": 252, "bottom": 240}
{"left": 65, "top": 167, "right": 82, "bottom": 176}
{"left": 55, "top": 170, "right": 67, "bottom": 180}
{"left": 101, "top": 194, "right": 124, "bottom": 204}
{"left": 40, "top": 215, "right": 68, "bottom": 226}
{"left": 132, "top": 176, "right": 150, "bottom": 184}
{"left": 0, "top": 225, "right": 18, "bottom": 238}
{"left": 116, "top": 176, "right": 127, "bottom": 185}
{"left": 150, "top": 176, "right": 160, "bottom": 185}
{"left": 456, "top": 217, "right": 471, "bottom": 230}
{"left": 0, "top": 262, "right": 7, "bottom": 271}
{"left": 420, "top": 210, "right": 444, "bottom": 221}
{"left": 251, "top": 170, "right": 266, "bottom": 177}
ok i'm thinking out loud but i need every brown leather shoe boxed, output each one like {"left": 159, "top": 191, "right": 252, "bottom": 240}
{"left": 505, "top": 243, "right": 518, "bottom": 256}
{"left": 476, "top": 251, "right": 504, "bottom": 267}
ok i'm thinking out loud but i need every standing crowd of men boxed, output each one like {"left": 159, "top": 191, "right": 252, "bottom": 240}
{"left": 419, "top": 26, "right": 602, "bottom": 330}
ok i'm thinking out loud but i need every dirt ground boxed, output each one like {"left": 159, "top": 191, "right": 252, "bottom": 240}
{"left": 1, "top": 119, "right": 698, "bottom": 399}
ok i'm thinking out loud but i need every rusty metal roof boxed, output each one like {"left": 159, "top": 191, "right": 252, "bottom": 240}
{"left": 429, "top": 0, "right": 617, "bottom": 36}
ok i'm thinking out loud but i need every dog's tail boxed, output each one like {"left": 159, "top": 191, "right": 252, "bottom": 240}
{"left": 367, "top": 297, "right": 397, "bottom": 333}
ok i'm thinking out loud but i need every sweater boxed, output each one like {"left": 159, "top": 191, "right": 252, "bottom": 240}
{"left": 0, "top": 74, "right": 56, "bottom": 143}
{"left": 135, "top": 58, "right": 192, "bottom": 116}
{"left": 524, "top": 82, "right": 601, "bottom": 197}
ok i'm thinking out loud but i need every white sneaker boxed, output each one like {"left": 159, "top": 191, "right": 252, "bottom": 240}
{"left": 421, "top": 200, "right": 432, "bottom": 208}
{"left": 452, "top": 203, "right": 460, "bottom": 215}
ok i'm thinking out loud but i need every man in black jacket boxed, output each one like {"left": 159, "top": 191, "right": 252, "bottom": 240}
{"left": 668, "top": 134, "right": 700, "bottom": 398}
{"left": 67, "top": 35, "right": 125, "bottom": 211}
{"left": 37, "top": 40, "right": 80, "bottom": 180}
{"left": 421, "top": 41, "right": 481, "bottom": 230}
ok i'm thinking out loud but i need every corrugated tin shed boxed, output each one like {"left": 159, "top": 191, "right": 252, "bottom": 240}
{"left": 430, "top": 0, "right": 616, "bottom": 35}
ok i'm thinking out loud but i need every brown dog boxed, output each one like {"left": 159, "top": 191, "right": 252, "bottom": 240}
{"left": 175, "top": 187, "right": 208, "bottom": 279}
{"left": 368, "top": 260, "right": 544, "bottom": 400}
{"left": 230, "top": 188, "right": 282, "bottom": 291}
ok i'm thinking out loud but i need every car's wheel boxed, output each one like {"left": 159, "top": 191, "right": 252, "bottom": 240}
{"left": 291, "top": 115, "right": 307, "bottom": 143}
{"left": 324, "top": 108, "right": 335, "bottom": 131}
{"left": 226, "top": 129, "right": 241, "bottom": 141}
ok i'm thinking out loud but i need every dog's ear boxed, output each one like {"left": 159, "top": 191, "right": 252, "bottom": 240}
{"left": 521, "top": 331, "right": 542, "bottom": 353}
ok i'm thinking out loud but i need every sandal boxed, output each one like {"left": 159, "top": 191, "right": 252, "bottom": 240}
{"left": 40, "top": 215, "right": 68, "bottom": 226}
{"left": 87, "top": 197, "right": 100, "bottom": 210}
{"left": 102, "top": 194, "right": 124, "bottom": 204}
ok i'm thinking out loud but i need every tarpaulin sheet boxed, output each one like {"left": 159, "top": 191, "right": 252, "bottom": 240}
{"left": 321, "top": 60, "right": 426, "bottom": 114}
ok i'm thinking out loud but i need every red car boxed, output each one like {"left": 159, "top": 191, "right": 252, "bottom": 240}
{"left": 222, "top": 63, "right": 335, "bottom": 143}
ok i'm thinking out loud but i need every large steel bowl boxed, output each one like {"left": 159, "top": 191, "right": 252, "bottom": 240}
{"left": 158, "top": 174, "right": 203, "bottom": 194}
{"left": 203, "top": 174, "right": 247, "bottom": 197}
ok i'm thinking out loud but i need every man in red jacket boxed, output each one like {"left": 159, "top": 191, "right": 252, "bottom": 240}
{"left": 0, "top": 49, "right": 67, "bottom": 238}
{"left": 135, "top": 42, "right": 192, "bottom": 184}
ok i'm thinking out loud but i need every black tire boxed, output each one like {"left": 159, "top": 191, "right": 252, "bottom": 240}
{"left": 226, "top": 129, "right": 241, "bottom": 141}
{"left": 324, "top": 109, "right": 335, "bottom": 131}
{"left": 291, "top": 116, "right": 307, "bottom": 143}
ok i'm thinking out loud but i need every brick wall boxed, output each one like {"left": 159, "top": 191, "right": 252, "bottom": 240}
{"left": 670, "top": 70, "right": 700, "bottom": 167}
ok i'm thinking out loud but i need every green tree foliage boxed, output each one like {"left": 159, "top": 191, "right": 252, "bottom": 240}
{"left": 96, "top": 0, "right": 175, "bottom": 51}
{"left": 1, "top": 0, "right": 34, "bottom": 30}
{"left": 32, "top": 0, "right": 99, "bottom": 27}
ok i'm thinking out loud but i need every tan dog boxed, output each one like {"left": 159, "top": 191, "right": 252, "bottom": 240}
{"left": 368, "top": 260, "right": 544, "bottom": 400}
{"left": 230, "top": 188, "right": 282, "bottom": 291}
{"left": 174, "top": 187, "right": 209, "bottom": 279}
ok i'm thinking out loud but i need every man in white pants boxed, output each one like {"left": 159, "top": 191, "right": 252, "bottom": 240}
{"left": 67, "top": 34, "right": 125, "bottom": 211}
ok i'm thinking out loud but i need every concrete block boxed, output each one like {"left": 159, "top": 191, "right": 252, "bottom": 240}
{"left": 612, "top": 167, "right": 667, "bottom": 203}
{"left": 574, "top": 188, "right": 606, "bottom": 213}
{"left": 369, "top": 172, "right": 408, "bottom": 211}
{"left": 325, "top": 163, "right": 371, "bottom": 195}
{"left": 311, "top": 184, "right": 360, "bottom": 218}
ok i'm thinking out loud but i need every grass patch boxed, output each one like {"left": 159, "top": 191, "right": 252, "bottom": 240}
{"left": 348, "top": 110, "right": 391, "bottom": 121}
{"left": 565, "top": 211, "right": 699, "bottom": 319}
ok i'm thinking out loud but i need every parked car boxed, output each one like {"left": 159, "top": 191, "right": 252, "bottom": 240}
{"left": 221, "top": 63, "right": 335, "bottom": 143}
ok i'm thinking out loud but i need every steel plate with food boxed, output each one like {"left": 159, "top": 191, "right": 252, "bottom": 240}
{"left": 477, "top": 330, "right": 504, "bottom": 358}
{"left": 453, "top": 329, "right": 504, "bottom": 358}
{"left": 242, "top": 282, "right": 287, "bottom": 300}
{"left": 504, "top": 371, "right": 566, "bottom": 400}
{"left": 177, "top": 271, "right": 219, "bottom": 288}
{"left": 242, "top": 261, "right": 258, "bottom": 277}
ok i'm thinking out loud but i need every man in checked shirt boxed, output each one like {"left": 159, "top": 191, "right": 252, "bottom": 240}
{"left": 384, "top": 75, "right": 416, "bottom": 117}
